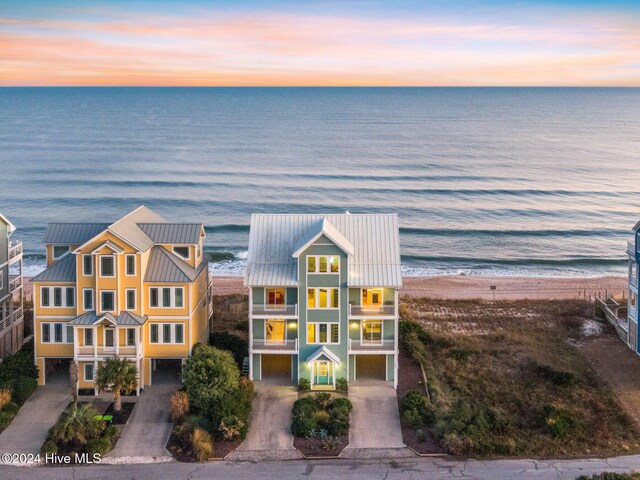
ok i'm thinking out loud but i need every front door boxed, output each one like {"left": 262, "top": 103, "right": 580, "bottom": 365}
{"left": 314, "top": 361, "right": 333, "bottom": 385}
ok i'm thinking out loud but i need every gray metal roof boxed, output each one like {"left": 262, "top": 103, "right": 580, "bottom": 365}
{"left": 246, "top": 214, "right": 402, "bottom": 287}
{"left": 138, "top": 223, "right": 202, "bottom": 244}
{"left": 144, "top": 246, "right": 210, "bottom": 283}
{"left": 31, "top": 253, "right": 76, "bottom": 283}
{"left": 44, "top": 223, "right": 109, "bottom": 244}
{"left": 69, "top": 311, "right": 146, "bottom": 326}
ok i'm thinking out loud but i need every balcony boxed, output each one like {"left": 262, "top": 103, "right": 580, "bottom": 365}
{"left": 251, "top": 303, "right": 298, "bottom": 317}
{"left": 8, "top": 276, "right": 22, "bottom": 294}
{"left": 348, "top": 338, "right": 395, "bottom": 352}
{"left": 75, "top": 345, "right": 140, "bottom": 359}
{"left": 8, "top": 242, "right": 22, "bottom": 263}
{"left": 349, "top": 304, "right": 396, "bottom": 317}
{"left": 252, "top": 338, "right": 298, "bottom": 352}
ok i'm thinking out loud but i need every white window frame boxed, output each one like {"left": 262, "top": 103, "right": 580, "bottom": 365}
{"left": 100, "top": 290, "right": 116, "bottom": 313}
{"left": 306, "top": 322, "right": 340, "bottom": 345}
{"left": 307, "top": 288, "right": 339, "bottom": 310}
{"left": 125, "top": 254, "right": 136, "bottom": 276}
{"left": 83, "top": 288, "right": 94, "bottom": 310}
{"left": 40, "top": 286, "right": 50, "bottom": 307}
{"left": 265, "top": 319, "right": 287, "bottom": 344}
{"left": 172, "top": 246, "right": 191, "bottom": 260}
{"left": 149, "top": 287, "right": 184, "bottom": 309}
{"left": 65, "top": 287, "right": 75, "bottom": 308}
{"left": 265, "top": 287, "right": 286, "bottom": 310}
{"left": 126, "top": 328, "right": 136, "bottom": 346}
{"left": 84, "top": 328, "right": 94, "bottom": 346}
{"left": 84, "top": 363, "right": 94, "bottom": 382}
{"left": 100, "top": 255, "right": 116, "bottom": 278}
{"left": 52, "top": 245, "right": 70, "bottom": 260}
{"left": 150, "top": 324, "right": 159, "bottom": 343}
{"left": 125, "top": 288, "right": 136, "bottom": 311}
{"left": 148, "top": 322, "right": 185, "bottom": 344}
{"left": 40, "top": 286, "right": 75, "bottom": 308}
{"left": 103, "top": 327, "right": 115, "bottom": 349}
{"left": 82, "top": 254, "right": 93, "bottom": 276}
{"left": 307, "top": 255, "right": 340, "bottom": 274}
{"left": 361, "top": 319, "right": 384, "bottom": 345}
{"left": 40, "top": 322, "right": 73, "bottom": 344}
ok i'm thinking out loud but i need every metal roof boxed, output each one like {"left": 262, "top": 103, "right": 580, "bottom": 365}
{"left": 138, "top": 223, "right": 202, "bottom": 244}
{"left": 145, "top": 246, "right": 210, "bottom": 283}
{"left": 44, "top": 223, "right": 109, "bottom": 244}
{"left": 69, "top": 311, "right": 146, "bottom": 326}
{"left": 0, "top": 213, "right": 16, "bottom": 234}
{"left": 31, "top": 253, "right": 76, "bottom": 283}
{"left": 246, "top": 214, "right": 402, "bottom": 287}
{"left": 292, "top": 219, "right": 354, "bottom": 257}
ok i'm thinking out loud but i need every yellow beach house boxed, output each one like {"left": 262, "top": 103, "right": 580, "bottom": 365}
{"left": 32, "top": 206, "right": 212, "bottom": 392}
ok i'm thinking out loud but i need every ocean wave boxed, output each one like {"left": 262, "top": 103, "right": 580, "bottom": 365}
{"left": 399, "top": 227, "right": 631, "bottom": 238}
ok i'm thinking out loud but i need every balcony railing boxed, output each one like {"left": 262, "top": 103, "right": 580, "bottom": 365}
{"left": 8, "top": 276, "right": 22, "bottom": 293}
{"left": 252, "top": 338, "right": 298, "bottom": 352}
{"left": 348, "top": 338, "right": 395, "bottom": 352}
{"left": 75, "top": 345, "right": 140, "bottom": 358}
{"left": 8, "top": 242, "right": 22, "bottom": 262}
{"left": 252, "top": 303, "right": 298, "bottom": 317}
{"left": 349, "top": 304, "right": 396, "bottom": 316}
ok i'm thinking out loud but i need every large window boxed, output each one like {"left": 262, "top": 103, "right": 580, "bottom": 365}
{"left": 100, "top": 255, "right": 115, "bottom": 277}
{"left": 362, "top": 320, "right": 383, "bottom": 345}
{"left": 266, "top": 288, "right": 285, "bottom": 308}
{"left": 82, "top": 254, "right": 93, "bottom": 276}
{"left": 307, "top": 255, "right": 339, "bottom": 274}
{"left": 41, "top": 286, "right": 74, "bottom": 308}
{"left": 100, "top": 291, "right": 115, "bottom": 312}
{"left": 149, "top": 287, "right": 184, "bottom": 308}
{"left": 362, "top": 288, "right": 383, "bottom": 307}
{"left": 266, "top": 319, "right": 286, "bottom": 343}
{"left": 125, "top": 254, "right": 136, "bottom": 276}
{"left": 307, "top": 322, "right": 339, "bottom": 344}
{"left": 149, "top": 323, "right": 185, "bottom": 344}
{"left": 307, "top": 288, "right": 339, "bottom": 309}
{"left": 53, "top": 245, "right": 69, "bottom": 259}
{"left": 41, "top": 322, "right": 73, "bottom": 343}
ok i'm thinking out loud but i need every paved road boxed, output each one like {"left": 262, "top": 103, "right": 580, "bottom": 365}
{"left": 2, "top": 454, "right": 640, "bottom": 479}
{"left": 0, "top": 384, "right": 70, "bottom": 456}
{"left": 107, "top": 380, "right": 179, "bottom": 461}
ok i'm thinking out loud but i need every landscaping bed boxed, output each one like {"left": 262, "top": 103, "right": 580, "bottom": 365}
{"left": 0, "top": 340, "right": 39, "bottom": 434}
{"left": 291, "top": 392, "right": 351, "bottom": 457}
{"left": 397, "top": 298, "right": 640, "bottom": 458}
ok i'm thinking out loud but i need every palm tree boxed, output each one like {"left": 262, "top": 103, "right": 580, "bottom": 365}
{"left": 52, "top": 403, "right": 103, "bottom": 446}
{"left": 69, "top": 360, "right": 79, "bottom": 407}
{"left": 95, "top": 357, "right": 138, "bottom": 412}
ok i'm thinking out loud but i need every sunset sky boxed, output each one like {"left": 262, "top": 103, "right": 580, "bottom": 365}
{"left": 1, "top": 0, "right": 640, "bottom": 86}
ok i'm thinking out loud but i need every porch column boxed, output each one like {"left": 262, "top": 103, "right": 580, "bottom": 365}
{"left": 93, "top": 326, "right": 97, "bottom": 357}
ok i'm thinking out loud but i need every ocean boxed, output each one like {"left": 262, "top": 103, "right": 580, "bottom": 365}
{"left": 0, "top": 87, "right": 639, "bottom": 278}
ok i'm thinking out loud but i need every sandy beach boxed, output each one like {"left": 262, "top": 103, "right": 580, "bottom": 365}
{"left": 208, "top": 274, "right": 628, "bottom": 301}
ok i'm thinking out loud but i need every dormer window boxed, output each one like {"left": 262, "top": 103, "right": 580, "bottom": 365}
{"left": 307, "top": 255, "right": 339, "bottom": 274}
{"left": 173, "top": 246, "right": 190, "bottom": 259}
{"left": 53, "top": 245, "right": 70, "bottom": 259}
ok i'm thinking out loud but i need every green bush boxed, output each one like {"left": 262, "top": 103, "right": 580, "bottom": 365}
{"left": 41, "top": 440, "right": 58, "bottom": 455}
{"left": 87, "top": 437, "right": 112, "bottom": 456}
{"left": 298, "top": 378, "right": 310, "bottom": 391}
{"left": 0, "top": 411, "right": 14, "bottom": 429}
{"left": 313, "top": 392, "right": 334, "bottom": 409}
{"left": 219, "top": 415, "right": 245, "bottom": 441}
{"left": 331, "top": 398, "right": 353, "bottom": 413}
{"left": 103, "top": 425, "right": 118, "bottom": 440}
{"left": 292, "top": 415, "right": 317, "bottom": 437}
{"left": 402, "top": 408, "right": 423, "bottom": 428}
{"left": 400, "top": 391, "right": 436, "bottom": 427}
{"left": 5, "top": 377, "right": 37, "bottom": 405}
{"left": 0, "top": 348, "right": 38, "bottom": 383}
{"left": 2, "top": 401, "right": 19, "bottom": 416}
{"left": 327, "top": 414, "right": 349, "bottom": 436}
{"left": 293, "top": 397, "right": 319, "bottom": 417}
{"left": 335, "top": 377, "right": 348, "bottom": 392}
{"left": 208, "top": 332, "right": 248, "bottom": 367}
{"left": 576, "top": 474, "right": 640, "bottom": 480}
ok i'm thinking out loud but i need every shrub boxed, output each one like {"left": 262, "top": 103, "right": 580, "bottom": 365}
{"left": 86, "top": 437, "right": 111, "bottom": 456}
{"left": 402, "top": 408, "right": 423, "bottom": 428}
{"left": 313, "top": 410, "right": 331, "bottom": 426}
{"left": 0, "top": 389, "right": 11, "bottom": 410}
{"left": 169, "top": 391, "right": 190, "bottom": 422}
{"left": 5, "top": 377, "right": 37, "bottom": 405}
{"left": 313, "top": 392, "right": 334, "bottom": 409}
{"left": 103, "top": 425, "right": 118, "bottom": 440}
{"left": 2, "top": 402, "right": 19, "bottom": 416}
{"left": 0, "top": 411, "right": 13, "bottom": 429}
{"left": 400, "top": 391, "right": 437, "bottom": 427}
{"left": 41, "top": 440, "right": 58, "bottom": 455}
{"left": 292, "top": 415, "right": 317, "bottom": 437}
{"left": 293, "top": 397, "right": 319, "bottom": 417}
{"left": 298, "top": 378, "right": 310, "bottom": 391}
{"left": 191, "top": 427, "right": 214, "bottom": 462}
{"left": 335, "top": 378, "right": 348, "bottom": 392}
{"left": 208, "top": 332, "right": 248, "bottom": 367}
{"left": 331, "top": 398, "right": 353, "bottom": 413}
{"left": 327, "top": 415, "right": 349, "bottom": 437}
{"left": 219, "top": 415, "right": 245, "bottom": 441}
{"left": 0, "top": 348, "right": 38, "bottom": 383}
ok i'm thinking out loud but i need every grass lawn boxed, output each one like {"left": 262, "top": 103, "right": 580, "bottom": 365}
{"left": 397, "top": 297, "right": 640, "bottom": 458}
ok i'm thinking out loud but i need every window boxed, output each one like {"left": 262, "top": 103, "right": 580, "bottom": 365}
{"left": 266, "top": 319, "right": 286, "bottom": 343}
{"left": 126, "top": 289, "right": 136, "bottom": 310}
{"left": 150, "top": 324, "right": 159, "bottom": 343}
{"left": 173, "top": 246, "right": 190, "bottom": 259}
{"left": 307, "top": 256, "right": 339, "bottom": 274}
{"left": 101, "top": 291, "right": 115, "bottom": 312}
{"left": 41, "top": 322, "right": 73, "bottom": 343}
{"left": 82, "top": 254, "right": 93, "bottom": 276}
{"left": 150, "top": 287, "right": 184, "bottom": 308}
{"left": 100, "top": 256, "right": 115, "bottom": 277}
{"left": 66, "top": 287, "right": 75, "bottom": 307}
{"left": 84, "top": 364, "right": 94, "bottom": 382}
{"left": 307, "top": 288, "right": 339, "bottom": 309}
{"left": 175, "top": 324, "right": 184, "bottom": 344}
{"left": 266, "top": 288, "right": 285, "bottom": 308}
{"left": 163, "top": 324, "right": 171, "bottom": 343}
{"left": 175, "top": 288, "right": 184, "bottom": 308}
{"left": 362, "top": 320, "right": 383, "bottom": 344}
{"left": 150, "top": 288, "right": 159, "bottom": 307}
{"left": 41, "top": 287, "right": 50, "bottom": 307}
{"left": 84, "top": 328, "right": 93, "bottom": 346}
{"left": 53, "top": 245, "right": 69, "bottom": 259}
{"left": 83, "top": 289, "right": 94, "bottom": 310}
{"left": 307, "top": 322, "right": 339, "bottom": 344}
{"left": 127, "top": 328, "right": 136, "bottom": 346}
{"left": 54, "top": 287, "right": 62, "bottom": 307}
{"left": 125, "top": 254, "right": 136, "bottom": 276}
{"left": 104, "top": 328, "right": 114, "bottom": 348}
{"left": 362, "top": 288, "right": 383, "bottom": 307}
{"left": 162, "top": 288, "right": 171, "bottom": 307}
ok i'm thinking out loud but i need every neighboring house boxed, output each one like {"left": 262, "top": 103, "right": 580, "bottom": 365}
{"left": 628, "top": 226, "right": 640, "bottom": 353}
{"left": 32, "top": 206, "right": 212, "bottom": 391}
{"left": 0, "top": 213, "right": 24, "bottom": 357}
{"left": 245, "top": 213, "right": 402, "bottom": 390}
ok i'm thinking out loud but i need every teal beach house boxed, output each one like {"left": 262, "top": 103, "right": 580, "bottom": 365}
{"left": 245, "top": 214, "right": 402, "bottom": 390}
{"left": 628, "top": 222, "right": 640, "bottom": 353}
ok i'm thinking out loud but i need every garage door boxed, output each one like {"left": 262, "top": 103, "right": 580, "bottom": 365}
{"left": 356, "top": 355, "right": 386, "bottom": 380}
{"left": 262, "top": 354, "right": 292, "bottom": 379}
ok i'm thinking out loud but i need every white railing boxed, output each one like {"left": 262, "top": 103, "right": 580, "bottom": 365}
{"left": 349, "top": 304, "right": 395, "bottom": 316}
{"left": 252, "top": 303, "right": 298, "bottom": 317}
{"left": 8, "top": 276, "right": 22, "bottom": 293}
{"left": 8, "top": 242, "right": 22, "bottom": 261}
{"left": 252, "top": 338, "right": 298, "bottom": 352}
{"left": 348, "top": 338, "right": 395, "bottom": 352}
{"left": 76, "top": 345, "right": 140, "bottom": 358}
{"left": 10, "top": 307, "right": 22, "bottom": 324}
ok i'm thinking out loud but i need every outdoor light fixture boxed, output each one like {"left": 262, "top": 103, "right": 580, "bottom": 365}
{"left": 350, "top": 321, "right": 358, "bottom": 328}
{"left": 288, "top": 321, "right": 297, "bottom": 328}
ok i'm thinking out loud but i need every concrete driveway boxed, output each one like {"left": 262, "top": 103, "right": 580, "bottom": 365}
{"left": 0, "top": 384, "right": 70, "bottom": 458}
{"left": 106, "top": 379, "right": 180, "bottom": 462}
{"left": 343, "top": 380, "right": 407, "bottom": 456}
{"left": 229, "top": 380, "right": 301, "bottom": 461}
